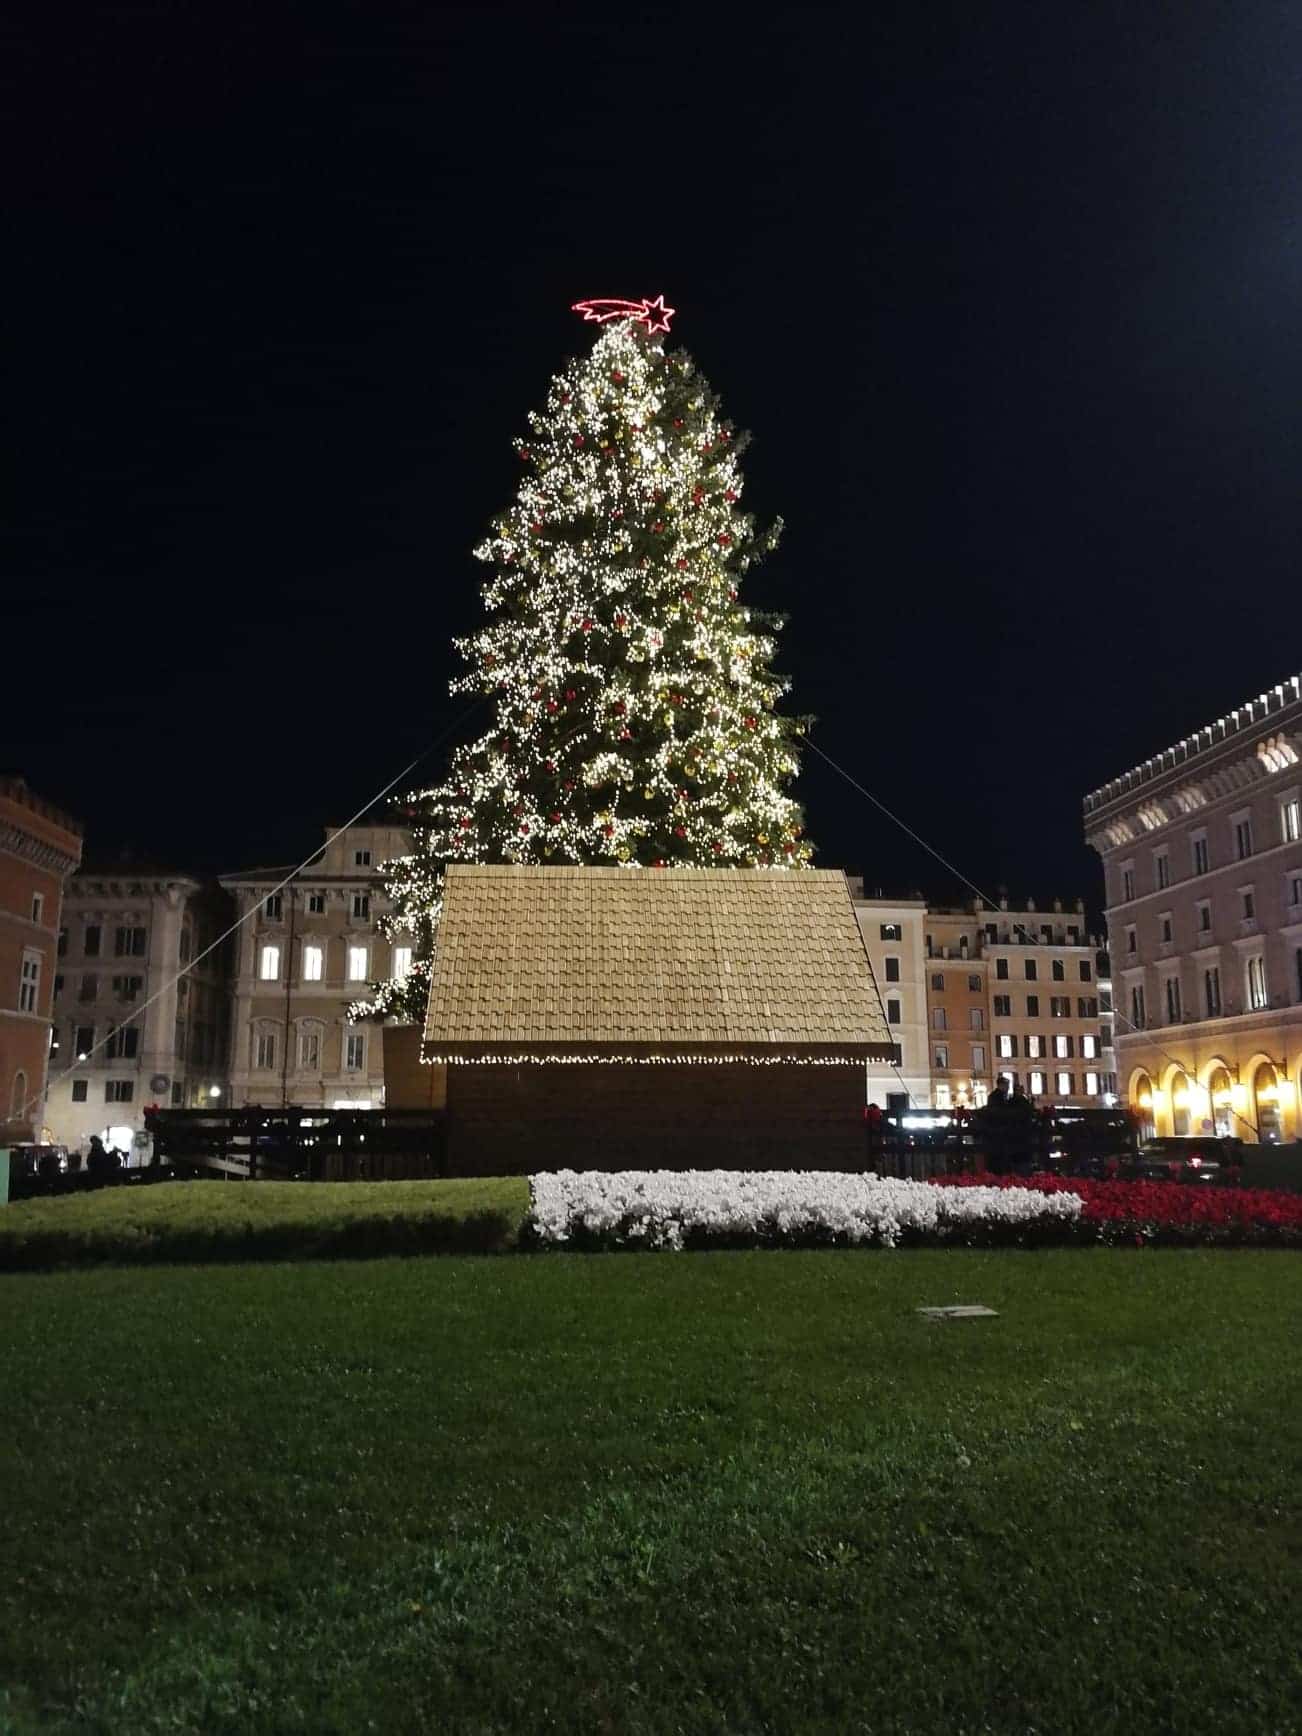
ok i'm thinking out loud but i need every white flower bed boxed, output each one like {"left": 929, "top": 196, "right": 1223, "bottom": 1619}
{"left": 528, "top": 1169, "right": 1082, "bottom": 1250}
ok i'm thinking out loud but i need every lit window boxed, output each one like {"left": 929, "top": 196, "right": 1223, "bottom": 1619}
{"left": 971, "top": 1044, "right": 986, "bottom": 1072}
{"left": 259, "top": 945, "right": 280, "bottom": 981}
{"left": 1029, "top": 1071, "right": 1045, "bottom": 1096}
{"left": 934, "top": 1045, "right": 949, "bottom": 1069}
{"left": 1056, "top": 1072, "right": 1072, "bottom": 1097}
{"left": 19, "top": 950, "right": 41, "bottom": 1013}
{"left": 1085, "top": 1072, "right": 1100, "bottom": 1097}
{"left": 1082, "top": 1034, "right": 1097, "bottom": 1059}
{"left": 345, "top": 1031, "right": 366, "bottom": 1071}
{"left": 352, "top": 894, "right": 370, "bottom": 920}
{"left": 933, "top": 1083, "right": 951, "bottom": 1108}
{"left": 1026, "top": 1034, "right": 1041, "bottom": 1059}
{"left": 1054, "top": 1034, "right": 1070, "bottom": 1059}
{"left": 1282, "top": 799, "right": 1301, "bottom": 844}
{"left": 393, "top": 945, "right": 413, "bottom": 978}
{"left": 347, "top": 945, "right": 369, "bottom": 982}
{"left": 997, "top": 1033, "right": 1015, "bottom": 1059}
{"left": 303, "top": 944, "right": 324, "bottom": 982}
{"left": 1247, "top": 955, "right": 1267, "bottom": 1011}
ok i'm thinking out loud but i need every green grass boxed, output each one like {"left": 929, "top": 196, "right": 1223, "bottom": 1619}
{"left": 0, "top": 1178, "right": 529, "bottom": 1268}
{"left": 2, "top": 1251, "right": 1300, "bottom": 1733}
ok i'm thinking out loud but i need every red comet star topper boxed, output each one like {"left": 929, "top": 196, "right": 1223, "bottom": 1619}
{"left": 571, "top": 294, "right": 676, "bottom": 335}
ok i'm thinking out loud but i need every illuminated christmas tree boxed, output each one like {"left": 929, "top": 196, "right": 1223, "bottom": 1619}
{"left": 361, "top": 296, "right": 814, "bottom": 1023}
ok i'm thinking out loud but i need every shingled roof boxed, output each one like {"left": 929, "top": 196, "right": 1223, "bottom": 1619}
{"left": 423, "top": 865, "right": 895, "bottom": 1062}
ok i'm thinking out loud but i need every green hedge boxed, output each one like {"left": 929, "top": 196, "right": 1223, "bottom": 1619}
{"left": 0, "top": 1178, "right": 530, "bottom": 1270}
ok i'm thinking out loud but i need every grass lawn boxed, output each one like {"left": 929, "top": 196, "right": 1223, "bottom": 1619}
{"left": 0, "top": 1178, "right": 529, "bottom": 1268}
{"left": 2, "top": 1251, "right": 1299, "bottom": 1735}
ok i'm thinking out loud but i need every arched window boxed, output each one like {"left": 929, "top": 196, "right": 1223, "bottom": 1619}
{"left": 1131, "top": 1072, "right": 1155, "bottom": 1141}
{"left": 1207, "top": 1066, "right": 1234, "bottom": 1138}
{"left": 1254, "top": 1063, "right": 1281, "bottom": 1144}
{"left": 1169, "top": 1070, "right": 1191, "bottom": 1137}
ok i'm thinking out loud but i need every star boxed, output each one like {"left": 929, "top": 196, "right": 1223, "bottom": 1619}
{"left": 638, "top": 294, "right": 676, "bottom": 335}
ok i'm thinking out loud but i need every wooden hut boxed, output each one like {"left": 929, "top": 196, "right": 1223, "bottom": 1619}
{"left": 421, "top": 865, "right": 896, "bottom": 1175}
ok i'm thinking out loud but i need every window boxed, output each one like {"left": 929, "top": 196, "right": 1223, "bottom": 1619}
{"left": 884, "top": 957, "right": 900, "bottom": 983}
{"left": 1154, "top": 852, "right": 1170, "bottom": 890}
{"left": 1122, "top": 866, "right": 1135, "bottom": 902}
{"left": 1246, "top": 955, "right": 1267, "bottom": 1011}
{"left": 1126, "top": 926, "right": 1137, "bottom": 955}
{"left": 74, "top": 1026, "right": 93, "bottom": 1057}
{"left": 925, "top": 934, "right": 933, "bottom": 957}
{"left": 1084, "top": 1072, "right": 1100, "bottom": 1097}
{"left": 1054, "top": 1034, "right": 1072, "bottom": 1059}
{"left": 113, "top": 926, "right": 146, "bottom": 958}
{"left": 1078, "top": 960, "right": 1092, "bottom": 982}
{"left": 354, "top": 848, "right": 372, "bottom": 867}
{"left": 1297, "top": 946, "right": 1302, "bottom": 1002}
{"left": 930, "top": 972, "right": 943, "bottom": 991}
{"left": 984, "top": 924, "right": 998, "bottom": 945}
{"left": 298, "top": 1028, "right": 321, "bottom": 1070}
{"left": 345, "top": 1031, "right": 366, "bottom": 1071}
{"left": 1026, "top": 1034, "right": 1042, "bottom": 1059}
{"left": 1158, "top": 914, "right": 1171, "bottom": 944}
{"left": 105, "top": 1080, "right": 134, "bottom": 1103}
{"left": 971, "top": 1044, "right": 986, "bottom": 1072}
{"left": 352, "top": 893, "right": 370, "bottom": 921}
{"left": 1235, "top": 817, "right": 1253, "bottom": 860}
{"left": 1130, "top": 984, "right": 1146, "bottom": 1027}
{"left": 31, "top": 892, "right": 44, "bottom": 925}
{"left": 969, "top": 1008, "right": 984, "bottom": 1030}
{"left": 255, "top": 1031, "right": 277, "bottom": 1070}
{"left": 1051, "top": 959, "right": 1065, "bottom": 981}
{"left": 347, "top": 945, "right": 369, "bottom": 983}
{"left": 78, "top": 973, "right": 97, "bottom": 1002}
{"left": 1291, "top": 874, "right": 1302, "bottom": 909}
{"left": 932, "top": 1007, "right": 947, "bottom": 1030}
{"left": 886, "top": 998, "right": 901, "bottom": 1025}
{"left": 308, "top": 892, "right": 326, "bottom": 914}
{"left": 71, "top": 1079, "right": 88, "bottom": 1103}
{"left": 995, "top": 958, "right": 1009, "bottom": 980}
{"left": 264, "top": 894, "right": 283, "bottom": 921}
{"left": 992, "top": 994, "right": 1011, "bottom": 1017}
{"left": 1165, "top": 976, "right": 1182, "bottom": 1023}
{"left": 997, "top": 1034, "right": 1016, "bottom": 1058}
{"left": 1241, "top": 889, "right": 1255, "bottom": 921}
{"left": 84, "top": 924, "right": 101, "bottom": 957}
{"left": 879, "top": 923, "right": 901, "bottom": 940}
{"left": 998, "top": 1071, "right": 1016, "bottom": 1093}
{"left": 1056, "top": 1072, "right": 1073, "bottom": 1098}
{"left": 1192, "top": 834, "right": 1209, "bottom": 876}
{"left": 302, "top": 944, "right": 324, "bottom": 983}
{"left": 1282, "top": 799, "right": 1301, "bottom": 844}
{"left": 933, "top": 1045, "right": 949, "bottom": 1070}
{"left": 57, "top": 926, "right": 68, "bottom": 957}
{"left": 105, "top": 1024, "right": 139, "bottom": 1059}
{"left": 1081, "top": 1033, "right": 1098, "bottom": 1060}
{"left": 1204, "top": 966, "right": 1221, "bottom": 1017}
{"left": 933, "top": 1083, "right": 951, "bottom": 1108}
{"left": 1024, "top": 958, "right": 1038, "bottom": 981}
{"left": 968, "top": 974, "right": 981, "bottom": 992}
{"left": 1067, "top": 927, "right": 1080, "bottom": 945}
{"left": 1030, "top": 1071, "right": 1046, "bottom": 1096}
{"left": 1050, "top": 996, "right": 1070, "bottom": 1017}
{"left": 1026, "top": 994, "right": 1039, "bottom": 1016}
{"left": 112, "top": 975, "right": 142, "bottom": 1001}
{"left": 393, "top": 945, "right": 413, "bottom": 978}
{"left": 18, "top": 951, "right": 40, "bottom": 1013}
{"left": 1041, "top": 925, "right": 1053, "bottom": 944}
{"left": 259, "top": 945, "right": 280, "bottom": 982}
{"left": 54, "top": 974, "right": 63, "bottom": 996}
{"left": 1197, "top": 900, "right": 1212, "bottom": 933}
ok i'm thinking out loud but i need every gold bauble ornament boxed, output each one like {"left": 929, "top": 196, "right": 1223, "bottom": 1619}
{"left": 643, "top": 787, "right": 655, "bottom": 799}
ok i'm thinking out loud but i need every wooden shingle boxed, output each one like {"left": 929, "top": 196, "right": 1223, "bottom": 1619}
{"left": 423, "top": 866, "right": 895, "bottom": 1061}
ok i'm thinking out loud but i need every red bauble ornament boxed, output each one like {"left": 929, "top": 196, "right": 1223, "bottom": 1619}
{"left": 619, "top": 728, "right": 632, "bottom": 740}
{"left": 549, "top": 812, "right": 562, "bottom": 823}
{"left": 725, "top": 489, "right": 738, "bottom": 502}
{"left": 614, "top": 613, "right": 627, "bottom": 628}
{"left": 573, "top": 434, "right": 585, "bottom": 447}
{"left": 612, "top": 370, "right": 624, "bottom": 382}
{"left": 692, "top": 488, "right": 703, "bottom": 504}
{"left": 718, "top": 534, "right": 731, "bottom": 547}
{"left": 519, "top": 822, "right": 530, "bottom": 834}
{"left": 674, "top": 825, "right": 686, "bottom": 838}
{"left": 728, "top": 588, "right": 738, "bottom": 600}
{"left": 711, "top": 840, "right": 722, "bottom": 852}
{"left": 602, "top": 823, "right": 614, "bottom": 837}
{"left": 612, "top": 701, "right": 626, "bottom": 715}
{"left": 673, "top": 418, "right": 684, "bottom": 428}
{"left": 459, "top": 817, "right": 472, "bottom": 829}
{"left": 744, "top": 717, "right": 757, "bottom": 729}
{"left": 581, "top": 618, "right": 594, "bottom": 632}
{"left": 727, "top": 772, "right": 738, "bottom": 783}
{"left": 544, "top": 759, "right": 556, "bottom": 772}
{"left": 546, "top": 700, "right": 559, "bottom": 713}
{"left": 531, "top": 521, "right": 544, "bottom": 534}
{"left": 652, "top": 522, "right": 665, "bottom": 534}
{"left": 675, "top": 558, "right": 689, "bottom": 570}
{"left": 565, "top": 689, "right": 576, "bottom": 701}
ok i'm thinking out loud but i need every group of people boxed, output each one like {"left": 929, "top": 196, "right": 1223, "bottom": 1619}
{"left": 970, "top": 1081, "right": 1041, "bottom": 1175}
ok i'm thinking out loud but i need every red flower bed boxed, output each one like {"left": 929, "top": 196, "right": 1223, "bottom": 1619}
{"left": 929, "top": 1173, "right": 1302, "bottom": 1247}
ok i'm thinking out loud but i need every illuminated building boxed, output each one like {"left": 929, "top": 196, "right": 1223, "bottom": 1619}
{"left": 1084, "top": 674, "right": 1302, "bottom": 1143}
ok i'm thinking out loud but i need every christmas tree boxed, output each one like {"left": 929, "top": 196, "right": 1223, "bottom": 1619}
{"left": 361, "top": 297, "right": 814, "bottom": 1024}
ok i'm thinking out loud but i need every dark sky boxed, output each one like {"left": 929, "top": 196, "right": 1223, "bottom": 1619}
{"left": 7, "top": 3, "right": 1301, "bottom": 909}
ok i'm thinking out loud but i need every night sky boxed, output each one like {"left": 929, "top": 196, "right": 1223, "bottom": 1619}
{"left": 8, "top": 4, "right": 1302, "bottom": 911}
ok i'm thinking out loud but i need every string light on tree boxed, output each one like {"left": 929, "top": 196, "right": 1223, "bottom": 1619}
{"left": 356, "top": 296, "right": 815, "bottom": 1024}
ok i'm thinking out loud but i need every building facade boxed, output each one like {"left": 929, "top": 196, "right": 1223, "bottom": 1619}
{"left": 46, "top": 867, "right": 232, "bottom": 1154}
{"left": 221, "top": 823, "right": 412, "bottom": 1111}
{"left": 1084, "top": 673, "right": 1302, "bottom": 1144}
{"left": 847, "top": 886, "right": 931, "bottom": 1110}
{"left": 923, "top": 898, "right": 1114, "bottom": 1111}
{"left": 0, "top": 778, "right": 83, "bottom": 1144}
